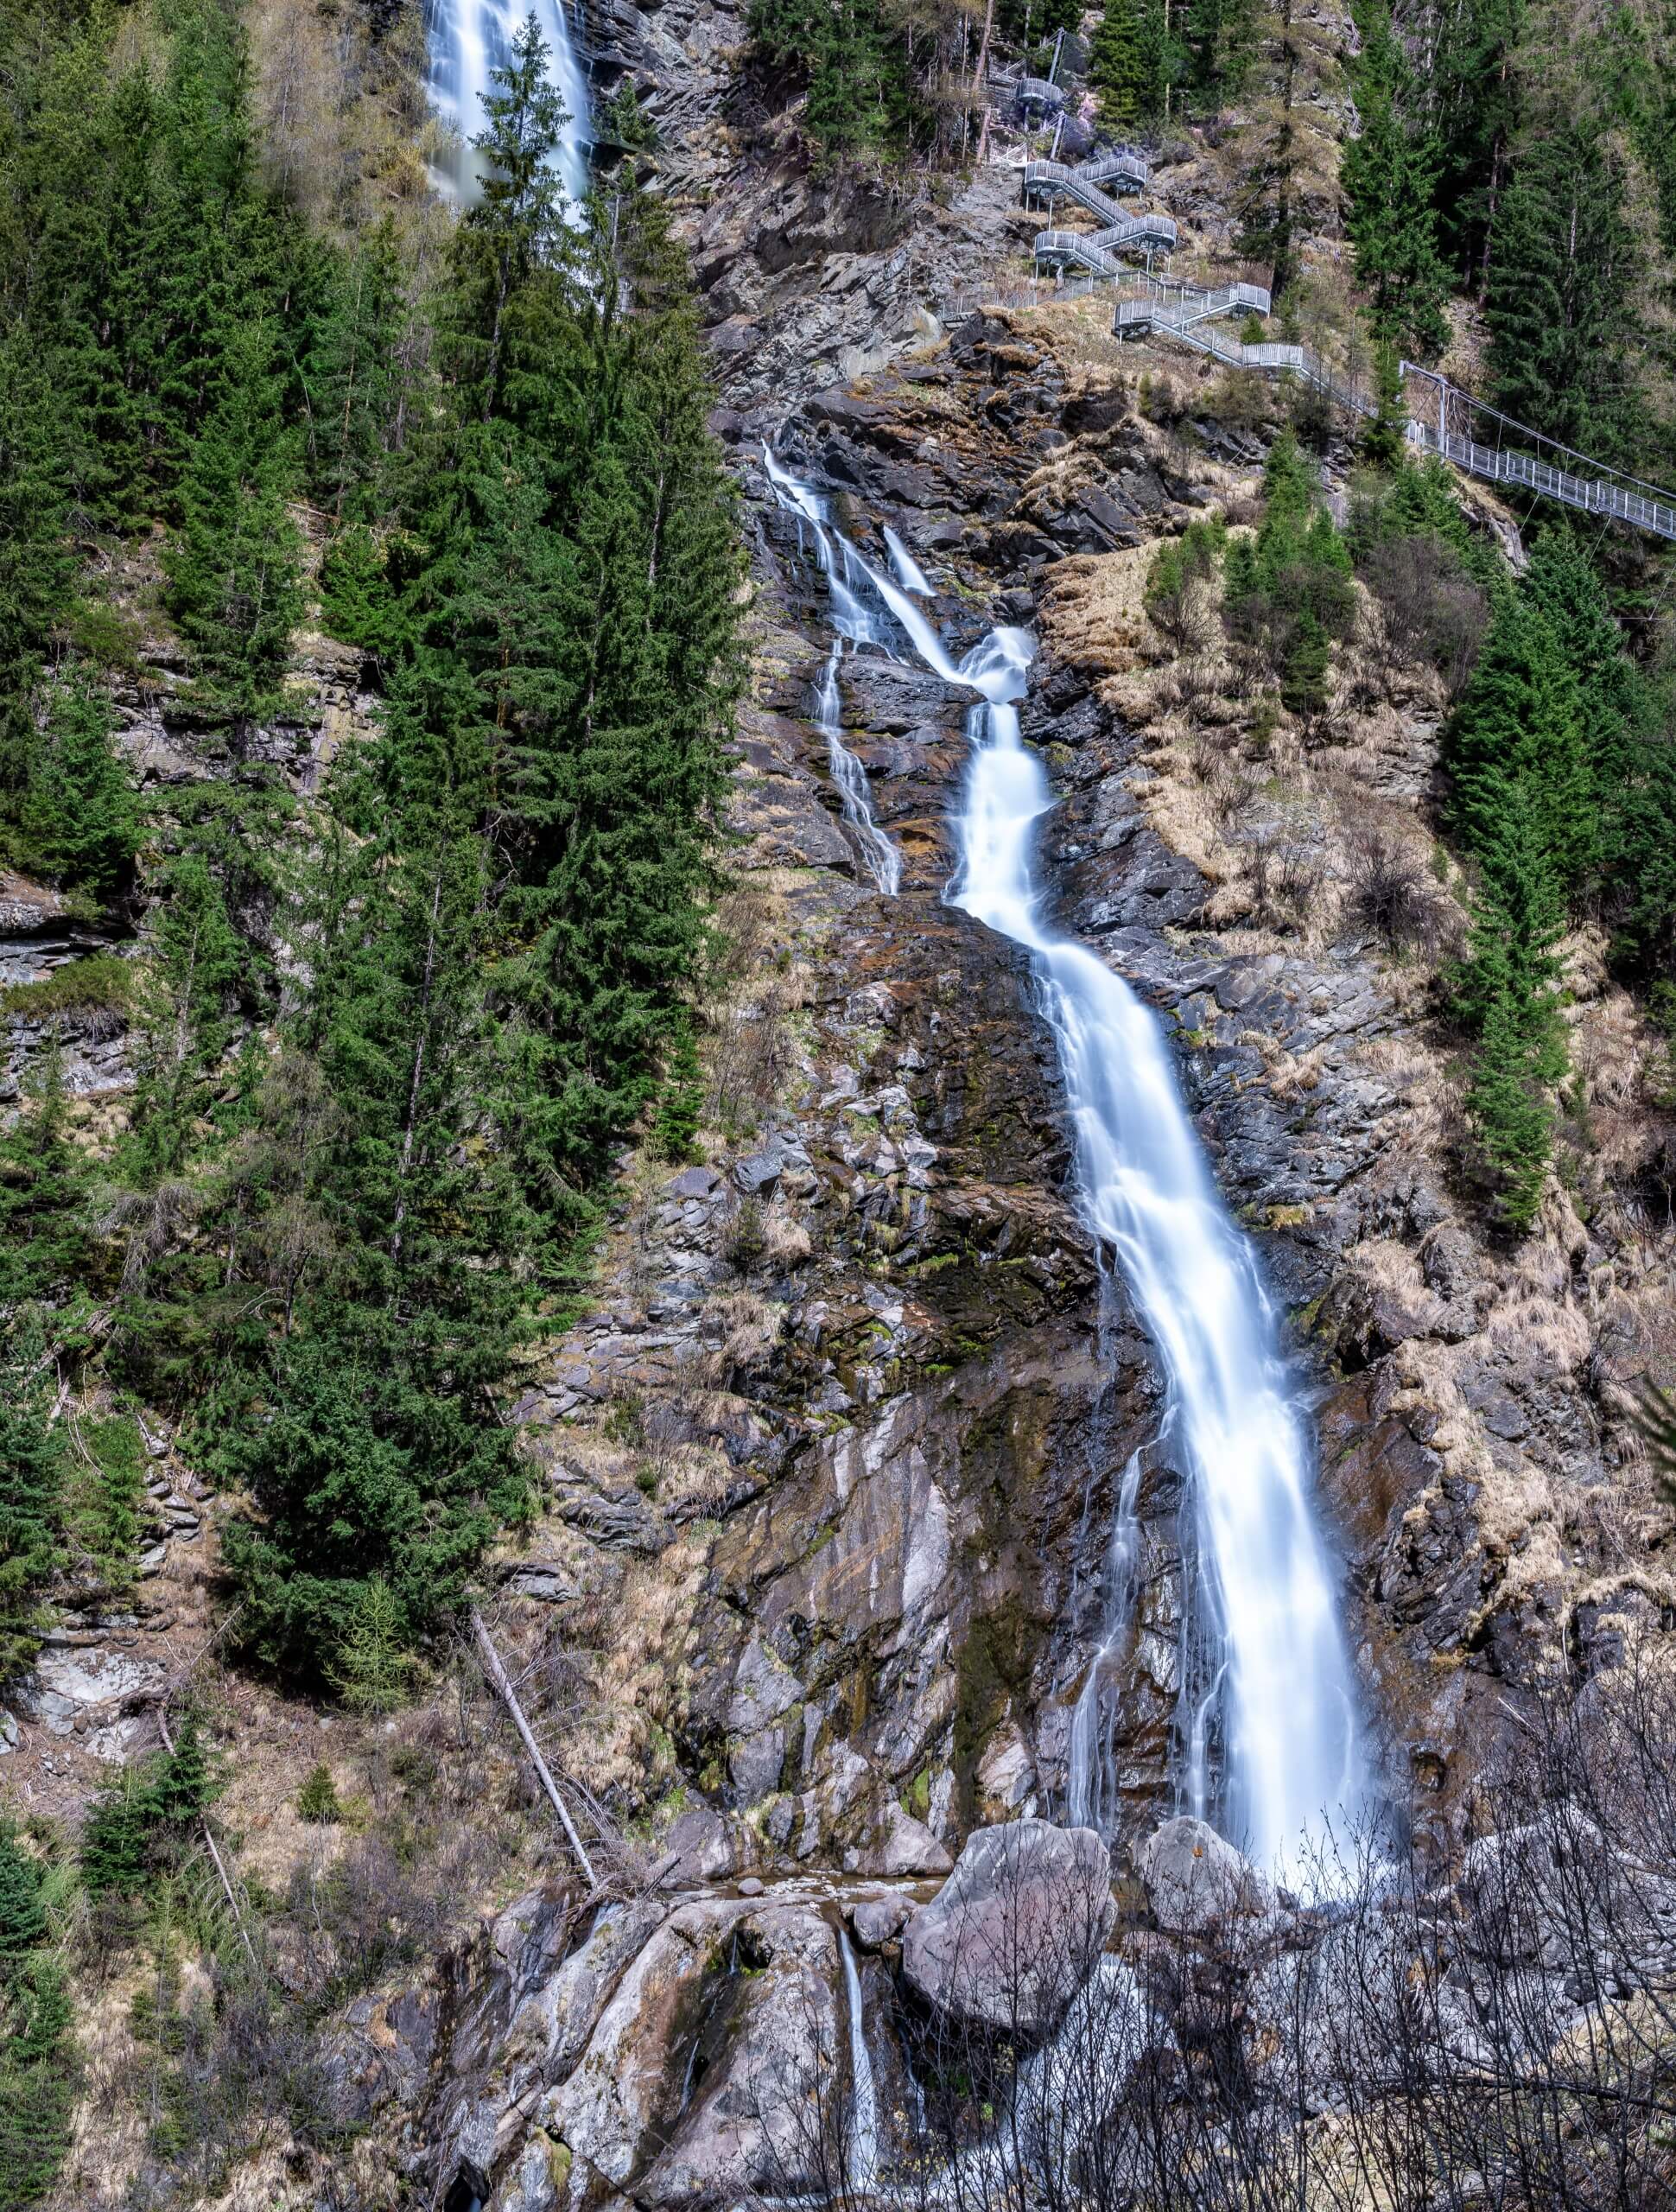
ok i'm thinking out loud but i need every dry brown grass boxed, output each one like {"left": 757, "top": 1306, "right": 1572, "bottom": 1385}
{"left": 245, "top": 0, "right": 449, "bottom": 242}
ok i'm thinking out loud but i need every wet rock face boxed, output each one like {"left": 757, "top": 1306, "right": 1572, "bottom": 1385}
{"left": 678, "top": 880, "right": 1146, "bottom": 1855}
{"left": 403, "top": 1890, "right": 856, "bottom": 2210}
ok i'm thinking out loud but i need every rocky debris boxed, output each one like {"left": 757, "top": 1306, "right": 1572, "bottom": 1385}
{"left": 1136, "top": 1816, "right": 1277, "bottom": 1936}
{"left": 0, "top": 870, "right": 67, "bottom": 937}
{"left": 504, "top": 1561, "right": 578, "bottom": 1605}
{"left": 902, "top": 1819, "right": 1115, "bottom": 2033}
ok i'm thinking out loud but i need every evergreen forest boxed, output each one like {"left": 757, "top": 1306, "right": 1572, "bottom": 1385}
{"left": 0, "top": 0, "right": 743, "bottom": 1719}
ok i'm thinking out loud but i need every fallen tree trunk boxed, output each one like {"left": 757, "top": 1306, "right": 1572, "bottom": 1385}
{"left": 470, "top": 1607, "right": 599, "bottom": 1890}
{"left": 158, "top": 1706, "right": 260, "bottom": 1972}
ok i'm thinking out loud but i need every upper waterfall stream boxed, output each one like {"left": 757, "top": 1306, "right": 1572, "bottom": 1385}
{"left": 424, "top": 0, "right": 591, "bottom": 207}
{"left": 765, "top": 445, "right": 1362, "bottom": 1873}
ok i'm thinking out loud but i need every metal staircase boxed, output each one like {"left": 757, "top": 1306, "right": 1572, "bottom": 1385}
{"left": 1114, "top": 276, "right": 1272, "bottom": 334}
{"left": 1025, "top": 150, "right": 1177, "bottom": 276}
{"left": 1025, "top": 148, "right": 1152, "bottom": 200}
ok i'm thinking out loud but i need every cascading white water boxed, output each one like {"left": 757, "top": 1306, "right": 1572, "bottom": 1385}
{"left": 764, "top": 440, "right": 1362, "bottom": 1875}
{"left": 884, "top": 526, "right": 934, "bottom": 596}
{"left": 815, "top": 646, "right": 902, "bottom": 894}
{"left": 763, "top": 450, "right": 907, "bottom": 891}
{"left": 945, "top": 667, "right": 1362, "bottom": 1875}
{"left": 839, "top": 1929, "right": 881, "bottom": 2194}
{"left": 424, "top": 0, "right": 592, "bottom": 210}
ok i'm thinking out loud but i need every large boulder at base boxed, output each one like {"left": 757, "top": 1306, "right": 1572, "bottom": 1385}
{"left": 1136, "top": 1817, "right": 1276, "bottom": 1936}
{"left": 902, "top": 1819, "right": 1115, "bottom": 2034}
{"left": 638, "top": 1904, "right": 840, "bottom": 2204}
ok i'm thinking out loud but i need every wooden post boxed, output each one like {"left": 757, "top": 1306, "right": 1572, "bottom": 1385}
{"left": 470, "top": 1610, "right": 599, "bottom": 1891}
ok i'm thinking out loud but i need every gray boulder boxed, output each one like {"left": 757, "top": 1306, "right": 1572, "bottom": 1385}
{"left": 1136, "top": 1816, "right": 1276, "bottom": 1936}
{"left": 902, "top": 1818, "right": 1114, "bottom": 2033}
{"left": 851, "top": 1891, "right": 913, "bottom": 1950}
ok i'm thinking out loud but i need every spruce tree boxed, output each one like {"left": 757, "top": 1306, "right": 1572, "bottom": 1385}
{"left": 0, "top": 1833, "right": 48, "bottom": 1970}
{"left": 1341, "top": 3, "right": 1451, "bottom": 357}
{"left": 1089, "top": 0, "right": 1167, "bottom": 130}
{"left": 747, "top": 0, "right": 912, "bottom": 159}
{"left": 14, "top": 677, "right": 139, "bottom": 899}
{"left": 1421, "top": 0, "right": 1521, "bottom": 287}
{"left": 1520, "top": 528, "right": 1676, "bottom": 979}
{"left": 0, "top": 1829, "right": 74, "bottom": 2207}
{"left": 0, "top": 1319, "right": 66, "bottom": 1684}
{"left": 1485, "top": 124, "right": 1648, "bottom": 465}
{"left": 0, "top": 340, "right": 73, "bottom": 763}
{"left": 1360, "top": 343, "right": 1409, "bottom": 469}
{"left": 1451, "top": 766, "right": 1569, "bottom": 1232}
{"left": 1444, "top": 588, "right": 1594, "bottom": 898}
{"left": 301, "top": 224, "right": 411, "bottom": 522}
{"left": 162, "top": 315, "right": 304, "bottom": 744}
{"left": 448, "top": 12, "right": 575, "bottom": 420}
{"left": 1467, "top": 980, "right": 1556, "bottom": 1230}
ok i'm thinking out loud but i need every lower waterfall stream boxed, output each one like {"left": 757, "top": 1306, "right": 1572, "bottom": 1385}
{"left": 766, "top": 444, "right": 1364, "bottom": 1878}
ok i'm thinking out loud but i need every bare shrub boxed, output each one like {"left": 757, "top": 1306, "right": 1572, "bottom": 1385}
{"left": 708, "top": 976, "right": 797, "bottom": 1136}
{"left": 1344, "top": 827, "right": 1451, "bottom": 958}
{"left": 1247, "top": 831, "right": 1324, "bottom": 931}
{"left": 1362, "top": 533, "right": 1489, "bottom": 698}
{"left": 1167, "top": 652, "right": 1224, "bottom": 719}
{"left": 1190, "top": 737, "right": 1259, "bottom": 830}
{"left": 742, "top": 1662, "right": 1676, "bottom": 2211}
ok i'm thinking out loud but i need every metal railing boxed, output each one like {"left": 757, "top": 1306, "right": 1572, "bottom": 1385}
{"left": 1024, "top": 149, "right": 1151, "bottom": 200}
{"left": 1115, "top": 278, "right": 1272, "bottom": 333}
{"left": 1123, "top": 316, "right": 1676, "bottom": 542}
{"left": 1034, "top": 213, "right": 1178, "bottom": 277}
{"left": 1025, "top": 146, "right": 1174, "bottom": 276}
{"left": 1407, "top": 424, "right": 1676, "bottom": 540}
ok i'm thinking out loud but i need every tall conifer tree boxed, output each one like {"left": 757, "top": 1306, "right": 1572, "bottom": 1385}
{"left": 1341, "top": 3, "right": 1451, "bottom": 357}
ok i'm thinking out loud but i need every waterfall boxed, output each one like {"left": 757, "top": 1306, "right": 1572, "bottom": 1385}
{"left": 1063, "top": 1446, "right": 1145, "bottom": 1837}
{"left": 763, "top": 451, "right": 903, "bottom": 889}
{"left": 765, "top": 442, "right": 1362, "bottom": 1875}
{"left": 946, "top": 677, "right": 1362, "bottom": 1876}
{"left": 424, "top": 0, "right": 592, "bottom": 211}
{"left": 816, "top": 646, "right": 902, "bottom": 894}
{"left": 884, "top": 526, "right": 934, "bottom": 596}
{"left": 840, "top": 1929, "right": 881, "bottom": 2195}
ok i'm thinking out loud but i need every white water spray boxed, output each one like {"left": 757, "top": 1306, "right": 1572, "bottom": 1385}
{"left": 424, "top": 0, "right": 592, "bottom": 211}
{"left": 884, "top": 525, "right": 934, "bottom": 596}
{"left": 763, "top": 449, "right": 911, "bottom": 888}
{"left": 816, "top": 646, "right": 901, "bottom": 894}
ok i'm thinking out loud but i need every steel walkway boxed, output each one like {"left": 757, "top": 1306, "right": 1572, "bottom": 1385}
{"left": 1111, "top": 297, "right": 1676, "bottom": 544}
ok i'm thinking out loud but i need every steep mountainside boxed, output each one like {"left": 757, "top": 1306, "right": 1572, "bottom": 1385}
{"left": 4, "top": 0, "right": 1676, "bottom": 2204}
